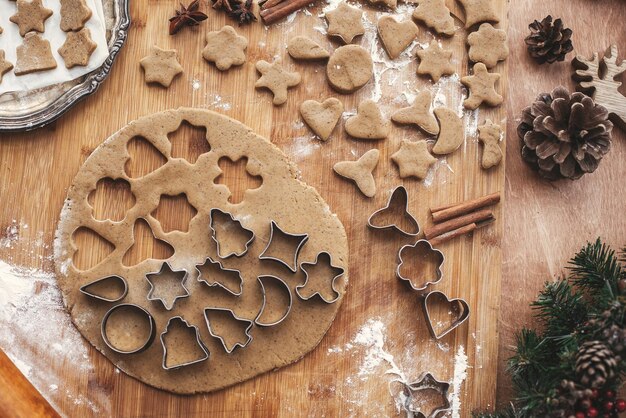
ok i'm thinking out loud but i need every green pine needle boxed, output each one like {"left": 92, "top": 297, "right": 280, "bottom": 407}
{"left": 569, "top": 238, "right": 622, "bottom": 306}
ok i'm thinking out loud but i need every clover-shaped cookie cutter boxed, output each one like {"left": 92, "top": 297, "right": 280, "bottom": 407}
{"left": 367, "top": 186, "right": 420, "bottom": 237}
{"left": 80, "top": 275, "right": 128, "bottom": 302}
{"left": 195, "top": 256, "right": 244, "bottom": 296}
{"left": 403, "top": 372, "right": 451, "bottom": 418}
{"left": 396, "top": 240, "right": 445, "bottom": 291}
{"left": 295, "top": 252, "right": 345, "bottom": 304}
{"left": 259, "top": 220, "right": 309, "bottom": 273}
{"left": 255, "top": 275, "right": 293, "bottom": 327}
{"left": 101, "top": 303, "right": 156, "bottom": 355}
{"left": 204, "top": 307, "right": 254, "bottom": 353}
{"left": 160, "top": 316, "right": 210, "bottom": 370}
{"left": 145, "top": 261, "right": 190, "bottom": 310}
{"left": 423, "top": 290, "right": 470, "bottom": 340}
{"left": 209, "top": 208, "right": 255, "bottom": 258}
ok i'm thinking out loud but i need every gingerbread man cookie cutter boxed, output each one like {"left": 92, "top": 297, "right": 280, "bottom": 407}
{"left": 100, "top": 303, "right": 156, "bottom": 355}
{"left": 295, "top": 251, "right": 345, "bottom": 304}
{"left": 396, "top": 240, "right": 445, "bottom": 292}
{"left": 204, "top": 307, "right": 254, "bottom": 354}
{"left": 160, "top": 316, "right": 210, "bottom": 370}
{"left": 209, "top": 208, "right": 255, "bottom": 259}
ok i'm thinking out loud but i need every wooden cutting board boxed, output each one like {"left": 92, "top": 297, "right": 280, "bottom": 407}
{"left": 0, "top": 0, "right": 507, "bottom": 415}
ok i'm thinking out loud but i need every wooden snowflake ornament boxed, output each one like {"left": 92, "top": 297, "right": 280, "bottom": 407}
{"left": 573, "top": 45, "right": 626, "bottom": 129}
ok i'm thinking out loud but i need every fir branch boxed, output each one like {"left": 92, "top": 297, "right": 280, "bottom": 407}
{"left": 532, "top": 280, "right": 588, "bottom": 339}
{"left": 569, "top": 239, "right": 622, "bottom": 306}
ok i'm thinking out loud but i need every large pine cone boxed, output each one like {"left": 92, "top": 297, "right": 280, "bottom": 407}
{"left": 525, "top": 15, "right": 573, "bottom": 64}
{"left": 518, "top": 86, "right": 613, "bottom": 180}
{"left": 575, "top": 340, "right": 619, "bottom": 389}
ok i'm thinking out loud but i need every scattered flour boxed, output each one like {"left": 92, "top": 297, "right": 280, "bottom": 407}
{"left": 450, "top": 345, "right": 469, "bottom": 418}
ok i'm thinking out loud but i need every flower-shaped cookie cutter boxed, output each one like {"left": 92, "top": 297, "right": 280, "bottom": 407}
{"left": 403, "top": 372, "right": 451, "bottom": 417}
{"left": 204, "top": 307, "right": 254, "bottom": 353}
{"left": 145, "top": 261, "right": 190, "bottom": 310}
{"left": 423, "top": 290, "right": 470, "bottom": 340}
{"left": 80, "top": 275, "right": 128, "bottom": 302}
{"left": 100, "top": 303, "right": 156, "bottom": 355}
{"left": 255, "top": 275, "right": 293, "bottom": 327}
{"left": 396, "top": 240, "right": 445, "bottom": 291}
{"left": 195, "top": 256, "right": 244, "bottom": 296}
{"left": 259, "top": 220, "right": 309, "bottom": 273}
{"left": 160, "top": 316, "right": 209, "bottom": 370}
{"left": 367, "top": 185, "right": 420, "bottom": 237}
{"left": 295, "top": 251, "right": 345, "bottom": 304}
{"left": 209, "top": 208, "right": 255, "bottom": 258}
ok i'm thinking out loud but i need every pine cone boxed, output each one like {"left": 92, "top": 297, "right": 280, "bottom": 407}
{"left": 575, "top": 340, "right": 619, "bottom": 388}
{"left": 525, "top": 15, "right": 573, "bottom": 64}
{"left": 518, "top": 86, "right": 613, "bottom": 180}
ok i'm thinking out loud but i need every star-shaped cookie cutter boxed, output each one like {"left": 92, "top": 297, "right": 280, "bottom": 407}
{"left": 403, "top": 372, "right": 451, "bottom": 417}
{"left": 204, "top": 307, "right": 254, "bottom": 353}
{"left": 145, "top": 261, "right": 190, "bottom": 310}
{"left": 160, "top": 316, "right": 209, "bottom": 370}
{"left": 295, "top": 251, "right": 345, "bottom": 304}
{"left": 209, "top": 208, "right": 255, "bottom": 258}
{"left": 396, "top": 240, "right": 444, "bottom": 291}
{"left": 368, "top": 186, "right": 420, "bottom": 237}
{"left": 259, "top": 220, "right": 309, "bottom": 273}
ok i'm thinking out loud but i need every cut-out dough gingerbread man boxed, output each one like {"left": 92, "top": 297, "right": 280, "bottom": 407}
{"left": 461, "top": 62, "right": 502, "bottom": 109}
{"left": 255, "top": 59, "right": 301, "bottom": 106}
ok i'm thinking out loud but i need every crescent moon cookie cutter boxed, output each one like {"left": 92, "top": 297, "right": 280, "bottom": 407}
{"left": 79, "top": 275, "right": 129, "bottom": 302}
{"left": 367, "top": 186, "right": 420, "bottom": 237}
{"left": 160, "top": 316, "right": 210, "bottom": 370}
{"left": 204, "top": 307, "right": 254, "bottom": 353}
{"left": 396, "top": 240, "right": 445, "bottom": 292}
{"left": 145, "top": 261, "right": 190, "bottom": 310}
{"left": 209, "top": 208, "right": 255, "bottom": 258}
{"left": 195, "top": 256, "right": 244, "bottom": 296}
{"left": 423, "top": 290, "right": 470, "bottom": 340}
{"left": 259, "top": 220, "right": 309, "bottom": 273}
{"left": 255, "top": 275, "right": 294, "bottom": 327}
{"left": 403, "top": 372, "right": 451, "bottom": 417}
{"left": 295, "top": 251, "right": 345, "bottom": 304}
{"left": 100, "top": 303, "right": 156, "bottom": 355}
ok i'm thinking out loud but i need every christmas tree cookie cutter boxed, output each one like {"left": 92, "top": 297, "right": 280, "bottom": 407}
{"left": 100, "top": 303, "right": 156, "bottom": 354}
{"left": 367, "top": 186, "right": 420, "bottom": 237}
{"left": 195, "top": 256, "right": 244, "bottom": 296}
{"left": 209, "top": 208, "right": 255, "bottom": 258}
{"left": 259, "top": 220, "right": 309, "bottom": 273}
{"left": 423, "top": 290, "right": 470, "bottom": 340}
{"left": 160, "top": 316, "right": 210, "bottom": 370}
{"left": 145, "top": 261, "right": 190, "bottom": 310}
{"left": 396, "top": 240, "right": 445, "bottom": 292}
{"left": 295, "top": 251, "right": 345, "bottom": 304}
{"left": 204, "top": 307, "right": 254, "bottom": 353}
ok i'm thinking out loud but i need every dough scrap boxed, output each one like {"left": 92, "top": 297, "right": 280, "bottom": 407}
{"left": 467, "top": 23, "right": 508, "bottom": 68}
{"left": 325, "top": 2, "right": 364, "bottom": 44}
{"left": 9, "top": 0, "right": 53, "bottom": 37}
{"left": 300, "top": 98, "right": 344, "bottom": 141}
{"left": 333, "top": 149, "right": 379, "bottom": 197}
{"left": 457, "top": 0, "right": 499, "bottom": 28}
{"left": 412, "top": 0, "right": 455, "bottom": 36}
{"left": 478, "top": 119, "right": 503, "bottom": 169}
{"left": 416, "top": 40, "right": 455, "bottom": 82}
{"left": 326, "top": 45, "right": 373, "bottom": 93}
{"left": 345, "top": 100, "right": 390, "bottom": 140}
{"left": 140, "top": 45, "right": 183, "bottom": 88}
{"left": 202, "top": 25, "right": 248, "bottom": 71}
{"left": 0, "top": 51, "right": 13, "bottom": 83}
{"left": 14, "top": 32, "right": 57, "bottom": 76}
{"left": 60, "top": 0, "right": 92, "bottom": 32}
{"left": 368, "top": 0, "right": 397, "bottom": 9}
{"left": 432, "top": 107, "right": 464, "bottom": 155}
{"left": 287, "top": 36, "right": 329, "bottom": 60}
{"left": 255, "top": 59, "right": 301, "bottom": 106}
{"left": 461, "top": 62, "right": 502, "bottom": 109}
{"left": 391, "top": 90, "right": 438, "bottom": 135}
{"left": 391, "top": 139, "right": 437, "bottom": 179}
{"left": 58, "top": 28, "right": 97, "bottom": 68}
{"left": 377, "top": 15, "right": 418, "bottom": 60}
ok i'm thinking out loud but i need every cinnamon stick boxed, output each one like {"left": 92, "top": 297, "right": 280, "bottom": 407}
{"left": 431, "top": 192, "right": 500, "bottom": 223}
{"left": 429, "top": 223, "right": 477, "bottom": 246}
{"left": 260, "top": 0, "right": 312, "bottom": 24}
{"left": 424, "top": 209, "right": 494, "bottom": 240}
{"left": 260, "top": 0, "right": 284, "bottom": 9}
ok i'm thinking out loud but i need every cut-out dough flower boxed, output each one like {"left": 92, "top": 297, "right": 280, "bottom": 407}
{"left": 255, "top": 59, "right": 301, "bottom": 106}
{"left": 0, "top": 51, "right": 14, "bottom": 84}
{"left": 461, "top": 62, "right": 502, "bottom": 109}
{"left": 333, "top": 149, "right": 379, "bottom": 198}
{"left": 9, "top": 0, "right": 53, "bottom": 37}
{"left": 416, "top": 40, "right": 455, "bottom": 82}
{"left": 202, "top": 25, "right": 248, "bottom": 71}
{"left": 457, "top": 0, "right": 499, "bottom": 28}
{"left": 140, "top": 45, "right": 183, "bottom": 88}
{"left": 391, "top": 139, "right": 437, "bottom": 179}
{"left": 467, "top": 23, "right": 508, "bottom": 68}
{"left": 58, "top": 28, "right": 97, "bottom": 68}
{"left": 391, "top": 90, "right": 439, "bottom": 135}
{"left": 325, "top": 2, "right": 364, "bottom": 44}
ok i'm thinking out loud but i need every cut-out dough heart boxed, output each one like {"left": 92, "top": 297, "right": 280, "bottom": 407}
{"left": 391, "top": 90, "right": 439, "bottom": 135}
{"left": 423, "top": 291, "right": 470, "bottom": 339}
{"left": 377, "top": 15, "right": 418, "bottom": 59}
{"left": 287, "top": 36, "right": 330, "bottom": 60}
{"left": 345, "top": 100, "right": 390, "bottom": 140}
{"left": 333, "top": 149, "right": 380, "bottom": 197}
{"left": 432, "top": 107, "right": 464, "bottom": 155}
{"left": 300, "top": 98, "right": 344, "bottom": 141}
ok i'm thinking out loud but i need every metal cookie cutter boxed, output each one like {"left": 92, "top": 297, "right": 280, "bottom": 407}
{"left": 255, "top": 275, "right": 293, "bottom": 327}
{"left": 204, "top": 307, "right": 254, "bottom": 353}
{"left": 259, "top": 220, "right": 309, "bottom": 273}
{"left": 101, "top": 303, "right": 156, "bottom": 354}
{"left": 396, "top": 240, "right": 444, "bottom": 291}
{"left": 367, "top": 186, "right": 420, "bottom": 237}
{"left": 80, "top": 275, "right": 128, "bottom": 302}
{"left": 209, "top": 208, "right": 255, "bottom": 258}
{"left": 160, "top": 316, "right": 209, "bottom": 370}
{"left": 295, "top": 252, "right": 344, "bottom": 304}
{"left": 403, "top": 372, "right": 451, "bottom": 418}
{"left": 145, "top": 261, "right": 190, "bottom": 310}
{"left": 195, "top": 256, "right": 243, "bottom": 296}
{"left": 423, "top": 291, "right": 470, "bottom": 340}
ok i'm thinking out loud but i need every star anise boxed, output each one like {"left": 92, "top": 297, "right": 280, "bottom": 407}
{"left": 169, "top": 0, "right": 208, "bottom": 35}
{"left": 230, "top": 0, "right": 256, "bottom": 24}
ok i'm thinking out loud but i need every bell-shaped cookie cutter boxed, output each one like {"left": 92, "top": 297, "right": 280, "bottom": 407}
{"left": 80, "top": 275, "right": 128, "bottom": 302}
{"left": 145, "top": 261, "right": 190, "bottom": 310}
{"left": 396, "top": 240, "right": 445, "bottom": 291}
{"left": 367, "top": 185, "right": 420, "bottom": 237}
{"left": 423, "top": 290, "right": 470, "bottom": 340}
{"left": 209, "top": 208, "right": 255, "bottom": 258}
{"left": 295, "top": 251, "right": 345, "bottom": 304}
{"left": 255, "top": 275, "right": 293, "bottom": 327}
{"left": 259, "top": 220, "right": 309, "bottom": 273}
{"left": 204, "top": 307, "right": 254, "bottom": 353}
{"left": 160, "top": 316, "right": 209, "bottom": 370}
{"left": 403, "top": 372, "right": 451, "bottom": 417}
{"left": 195, "top": 256, "right": 244, "bottom": 296}
{"left": 101, "top": 303, "right": 156, "bottom": 354}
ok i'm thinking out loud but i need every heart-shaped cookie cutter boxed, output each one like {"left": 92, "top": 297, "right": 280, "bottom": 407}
{"left": 296, "top": 251, "right": 345, "bottom": 304}
{"left": 100, "top": 303, "right": 156, "bottom": 355}
{"left": 367, "top": 185, "right": 420, "bottom": 237}
{"left": 423, "top": 291, "right": 470, "bottom": 340}
{"left": 396, "top": 240, "right": 445, "bottom": 291}
{"left": 204, "top": 307, "right": 254, "bottom": 354}
{"left": 403, "top": 372, "right": 451, "bottom": 417}
{"left": 195, "top": 256, "right": 244, "bottom": 296}
{"left": 160, "top": 316, "right": 210, "bottom": 370}
{"left": 209, "top": 208, "right": 255, "bottom": 258}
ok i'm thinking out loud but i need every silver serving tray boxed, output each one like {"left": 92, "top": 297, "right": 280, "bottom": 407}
{"left": 0, "top": 0, "right": 130, "bottom": 133}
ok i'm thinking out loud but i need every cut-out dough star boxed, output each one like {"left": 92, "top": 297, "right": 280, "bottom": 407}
{"left": 145, "top": 262, "right": 189, "bottom": 310}
{"left": 391, "top": 139, "right": 437, "bottom": 179}
{"left": 139, "top": 45, "right": 183, "bottom": 88}
{"left": 255, "top": 59, "right": 301, "bottom": 106}
{"left": 404, "top": 373, "right": 451, "bottom": 416}
{"left": 58, "top": 28, "right": 97, "bottom": 68}
{"left": 9, "top": 0, "right": 53, "bottom": 37}
{"left": 333, "top": 149, "right": 380, "bottom": 197}
{"left": 0, "top": 51, "right": 14, "bottom": 84}
{"left": 461, "top": 62, "right": 503, "bottom": 109}
{"left": 478, "top": 119, "right": 503, "bottom": 169}
{"left": 457, "top": 0, "right": 499, "bottom": 28}
{"left": 391, "top": 90, "right": 439, "bottom": 135}
{"left": 416, "top": 40, "right": 455, "bottom": 82}
{"left": 325, "top": 2, "right": 365, "bottom": 44}
{"left": 202, "top": 25, "right": 248, "bottom": 71}
{"left": 467, "top": 23, "right": 509, "bottom": 68}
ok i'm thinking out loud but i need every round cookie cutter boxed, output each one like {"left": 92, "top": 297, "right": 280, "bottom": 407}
{"left": 101, "top": 303, "right": 156, "bottom": 354}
